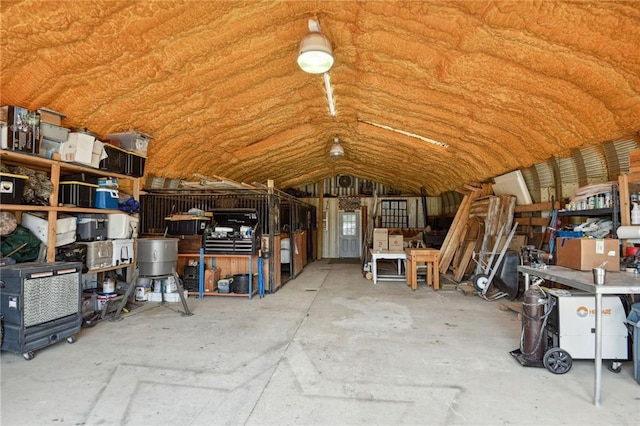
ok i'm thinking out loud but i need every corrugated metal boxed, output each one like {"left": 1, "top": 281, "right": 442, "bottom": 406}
{"left": 555, "top": 156, "right": 578, "bottom": 186}
{"left": 535, "top": 162, "right": 555, "bottom": 188}
{"left": 603, "top": 136, "right": 639, "bottom": 178}
{"left": 573, "top": 145, "right": 607, "bottom": 185}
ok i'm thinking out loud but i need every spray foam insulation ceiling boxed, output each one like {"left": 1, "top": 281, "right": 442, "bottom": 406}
{"left": 1, "top": 1, "right": 639, "bottom": 195}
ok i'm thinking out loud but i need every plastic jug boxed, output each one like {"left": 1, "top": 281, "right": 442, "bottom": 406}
{"left": 632, "top": 202, "right": 640, "bottom": 225}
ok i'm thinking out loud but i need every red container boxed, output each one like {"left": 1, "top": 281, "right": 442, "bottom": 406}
{"left": 625, "top": 246, "right": 640, "bottom": 257}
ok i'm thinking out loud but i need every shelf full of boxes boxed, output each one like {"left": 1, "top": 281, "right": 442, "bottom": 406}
{"left": 0, "top": 104, "right": 147, "bottom": 281}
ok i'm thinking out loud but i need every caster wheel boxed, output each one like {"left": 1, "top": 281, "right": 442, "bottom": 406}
{"left": 66, "top": 336, "right": 76, "bottom": 344}
{"left": 23, "top": 351, "right": 35, "bottom": 361}
{"left": 543, "top": 347, "right": 572, "bottom": 374}
{"left": 472, "top": 273, "right": 491, "bottom": 292}
{"left": 607, "top": 361, "right": 622, "bottom": 373}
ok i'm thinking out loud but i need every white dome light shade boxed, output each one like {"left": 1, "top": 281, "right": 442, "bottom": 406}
{"left": 329, "top": 137, "right": 344, "bottom": 158}
{"left": 297, "top": 32, "right": 334, "bottom": 74}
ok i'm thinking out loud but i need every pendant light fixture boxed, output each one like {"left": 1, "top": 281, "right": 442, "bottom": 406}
{"left": 329, "top": 136, "right": 344, "bottom": 158}
{"left": 297, "top": 18, "right": 334, "bottom": 74}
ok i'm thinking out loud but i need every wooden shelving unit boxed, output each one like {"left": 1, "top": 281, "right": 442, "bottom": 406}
{"left": 0, "top": 149, "right": 141, "bottom": 264}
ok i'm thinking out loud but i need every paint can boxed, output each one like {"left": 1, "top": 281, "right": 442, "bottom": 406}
{"left": 135, "top": 277, "right": 152, "bottom": 301}
{"left": 135, "top": 286, "right": 148, "bottom": 301}
{"left": 102, "top": 278, "right": 116, "bottom": 294}
{"left": 97, "top": 292, "right": 118, "bottom": 311}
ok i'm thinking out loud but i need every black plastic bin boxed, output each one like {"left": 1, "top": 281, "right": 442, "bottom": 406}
{"left": 58, "top": 181, "right": 97, "bottom": 208}
{"left": 232, "top": 273, "right": 256, "bottom": 294}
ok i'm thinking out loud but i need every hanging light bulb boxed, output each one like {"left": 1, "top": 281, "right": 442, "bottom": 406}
{"left": 297, "top": 19, "right": 334, "bottom": 74}
{"left": 329, "top": 136, "right": 344, "bottom": 158}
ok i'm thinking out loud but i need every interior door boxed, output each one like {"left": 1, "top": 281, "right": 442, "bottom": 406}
{"left": 339, "top": 210, "right": 360, "bottom": 258}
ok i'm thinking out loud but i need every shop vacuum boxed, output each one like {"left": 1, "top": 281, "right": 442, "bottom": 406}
{"left": 511, "top": 281, "right": 632, "bottom": 374}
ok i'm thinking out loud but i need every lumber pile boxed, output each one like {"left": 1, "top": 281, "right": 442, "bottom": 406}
{"left": 438, "top": 183, "right": 491, "bottom": 276}
{"left": 439, "top": 184, "right": 517, "bottom": 282}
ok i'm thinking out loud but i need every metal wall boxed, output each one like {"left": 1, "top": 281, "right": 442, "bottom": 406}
{"left": 140, "top": 192, "right": 271, "bottom": 235}
{"left": 441, "top": 134, "right": 639, "bottom": 207}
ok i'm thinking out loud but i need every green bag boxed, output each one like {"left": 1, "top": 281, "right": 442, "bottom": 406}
{"left": 1, "top": 225, "right": 41, "bottom": 262}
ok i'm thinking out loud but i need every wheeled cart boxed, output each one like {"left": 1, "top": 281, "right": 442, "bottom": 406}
{"left": 0, "top": 262, "right": 83, "bottom": 360}
{"left": 543, "top": 290, "right": 629, "bottom": 374}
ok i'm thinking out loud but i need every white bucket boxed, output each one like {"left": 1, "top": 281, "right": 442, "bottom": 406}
{"left": 97, "top": 292, "right": 118, "bottom": 311}
{"left": 164, "top": 276, "right": 178, "bottom": 293}
{"left": 102, "top": 278, "right": 116, "bottom": 294}
{"left": 135, "top": 286, "right": 149, "bottom": 301}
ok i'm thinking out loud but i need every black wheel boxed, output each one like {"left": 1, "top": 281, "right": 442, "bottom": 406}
{"left": 23, "top": 351, "right": 35, "bottom": 361}
{"left": 543, "top": 347, "right": 572, "bottom": 374}
{"left": 66, "top": 336, "right": 76, "bottom": 344}
{"left": 472, "top": 273, "right": 491, "bottom": 291}
{"left": 607, "top": 361, "right": 622, "bottom": 373}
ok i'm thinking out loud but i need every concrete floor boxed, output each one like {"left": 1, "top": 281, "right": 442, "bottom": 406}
{"left": 1, "top": 259, "right": 639, "bottom": 425}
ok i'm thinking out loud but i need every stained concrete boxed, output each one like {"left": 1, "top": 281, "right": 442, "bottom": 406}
{"left": 1, "top": 260, "right": 639, "bottom": 425}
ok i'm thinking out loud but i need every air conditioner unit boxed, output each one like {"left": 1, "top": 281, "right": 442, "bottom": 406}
{"left": 337, "top": 175, "right": 353, "bottom": 189}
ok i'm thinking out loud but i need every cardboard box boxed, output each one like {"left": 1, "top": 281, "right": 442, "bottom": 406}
{"left": 555, "top": 238, "right": 619, "bottom": 271}
{"left": 89, "top": 140, "right": 106, "bottom": 169}
{"left": 373, "top": 228, "right": 388, "bottom": 250}
{"left": 388, "top": 235, "right": 404, "bottom": 251}
{"left": 67, "top": 132, "right": 96, "bottom": 165}
{"left": 204, "top": 267, "right": 221, "bottom": 292}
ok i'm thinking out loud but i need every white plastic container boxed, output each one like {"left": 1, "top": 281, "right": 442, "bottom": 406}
{"left": 21, "top": 212, "right": 76, "bottom": 247}
{"left": 107, "top": 214, "right": 138, "bottom": 239}
{"left": 111, "top": 238, "right": 134, "bottom": 266}
{"left": 106, "top": 131, "right": 152, "bottom": 155}
{"left": 632, "top": 203, "right": 640, "bottom": 225}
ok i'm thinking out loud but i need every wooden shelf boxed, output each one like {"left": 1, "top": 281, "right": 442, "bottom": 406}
{"left": 87, "top": 264, "right": 134, "bottom": 275}
{"left": 0, "top": 204, "right": 122, "bottom": 214}
{"left": 1, "top": 149, "right": 141, "bottom": 263}
{"left": 0, "top": 150, "right": 132, "bottom": 180}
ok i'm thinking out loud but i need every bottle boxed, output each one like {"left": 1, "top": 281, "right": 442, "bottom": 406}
{"left": 632, "top": 202, "right": 640, "bottom": 225}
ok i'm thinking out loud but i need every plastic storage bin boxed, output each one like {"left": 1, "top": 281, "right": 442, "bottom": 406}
{"left": 166, "top": 216, "right": 210, "bottom": 235}
{"left": 58, "top": 181, "right": 97, "bottom": 208}
{"left": 0, "top": 172, "right": 28, "bottom": 204}
{"left": 125, "top": 151, "right": 146, "bottom": 177}
{"left": 21, "top": 212, "right": 77, "bottom": 247}
{"left": 39, "top": 122, "right": 69, "bottom": 142}
{"left": 99, "top": 143, "right": 127, "bottom": 174}
{"left": 106, "top": 131, "right": 152, "bottom": 154}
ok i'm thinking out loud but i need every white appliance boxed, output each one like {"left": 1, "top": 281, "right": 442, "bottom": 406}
{"left": 21, "top": 212, "right": 76, "bottom": 247}
{"left": 547, "top": 290, "right": 629, "bottom": 360}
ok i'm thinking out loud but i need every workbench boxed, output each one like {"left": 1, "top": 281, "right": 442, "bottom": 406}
{"left": 370, "top": 248, "right": 406, "bottom": 284}
{"left": 518, "top": 265, "right": 640, "bottom": 406}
